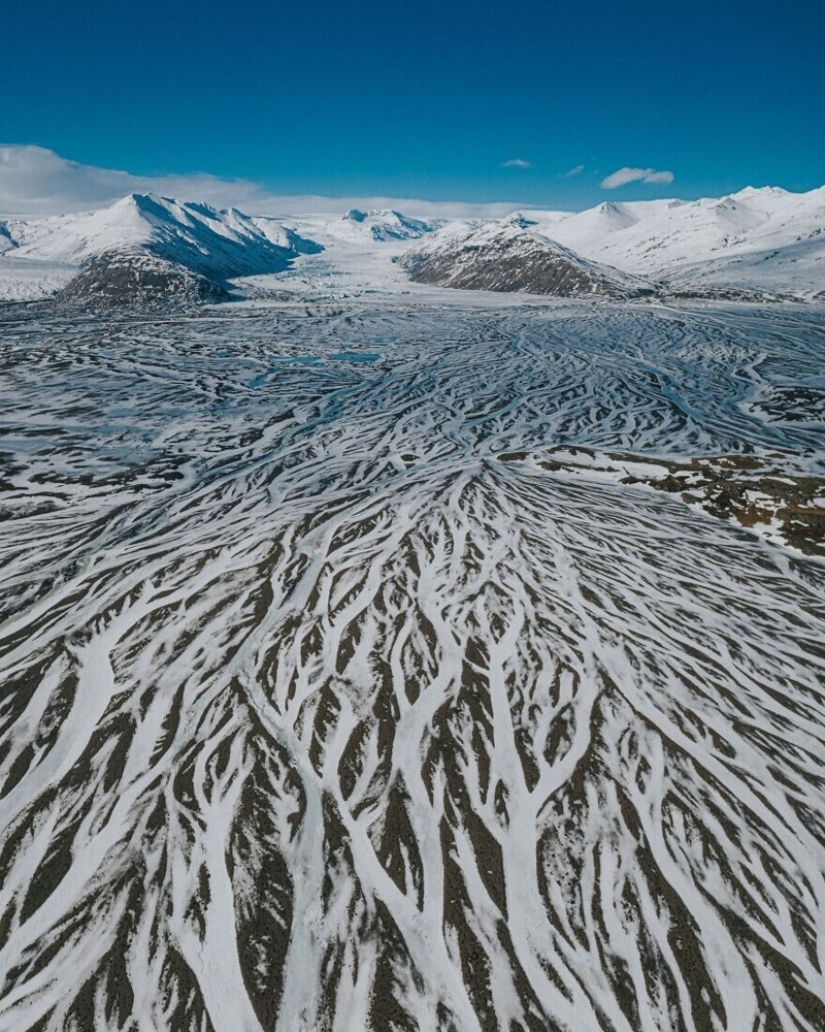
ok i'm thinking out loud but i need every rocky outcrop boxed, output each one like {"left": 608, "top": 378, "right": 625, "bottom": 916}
{"left": 401, "top": 222, "right": 655, "bottom": 297}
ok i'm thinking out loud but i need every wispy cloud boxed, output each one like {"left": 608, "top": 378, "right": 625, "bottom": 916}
{"left": 601, "top": 166, "right": 674, "bottom": 190}
{"left": 502, "top": 158, "right": 531, "bottom": 169}
{"left": 561, "top": 164, "right": 585, "bottom": 178}
{"left": 0, "top": 145, "right": 275, "bottom": 216}
{"left": 0, "top": 145, "right": 526, "bottom": 219}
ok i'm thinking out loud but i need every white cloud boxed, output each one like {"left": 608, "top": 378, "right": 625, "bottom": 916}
{"left": 561, "top": 164, "right": 585, "bottom": 178}
{"left": 502, "top": 158, "right": 531, "bottom": 169}
{"left": 601, "top": 166, "right": 675, "bottom": 190}
{"left": 642, "top": 170, "right": 676, "bottom": 185}
{"left": 0, "top": 145, "right": 525, "bottom": 219}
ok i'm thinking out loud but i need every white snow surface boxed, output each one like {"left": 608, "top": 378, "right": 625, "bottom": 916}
{"left": 0, "top": 256, "right": 76, "bottom": 301}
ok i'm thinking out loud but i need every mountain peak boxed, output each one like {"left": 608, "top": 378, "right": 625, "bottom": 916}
{"left": 3, "top": 193, "right": 324, "bottom": 304}
{"left": 328, "top": 208, "right": 439, "bottom": 242}
{"left": 732, "top": 185, "right": 789, "bottom": 200}
{"left": 115, "top": 191, "right": 172, "bottom": 211}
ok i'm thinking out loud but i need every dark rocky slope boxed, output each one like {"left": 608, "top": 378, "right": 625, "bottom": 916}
{"left": 401, "top": 222, "right": 655, "bottom": 298}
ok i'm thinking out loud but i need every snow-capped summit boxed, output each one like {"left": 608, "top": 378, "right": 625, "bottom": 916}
{"left": 328, "top": 208, "right": 441, "bottom": 242}
{"left": 0, "top": 193, "right": 323, "bottom": 304}
{"left": 731, "top": 185, "right": 789, "bottom": 202}
{"left": 6, "top": 193, "right": 322, "bottom": 275}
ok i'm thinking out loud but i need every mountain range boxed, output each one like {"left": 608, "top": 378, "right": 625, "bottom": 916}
{"left": 518, "top": 186, "right": 825, "bottom": 297}
{"left": 0, "top": 184, "right": 823, "bottom": 304}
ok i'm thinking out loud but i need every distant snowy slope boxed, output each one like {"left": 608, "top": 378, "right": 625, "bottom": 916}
{"left": 326, "top": 208, "right": 441, "bottom": 242}
{"left": 0, "top": 256, "right": 77, "bottom": 301}
{"left": 518, "top": 185, "right": 825, "bottom": 295}
{"left": 244, "top": 214, "right": 322, "bottom": 254}
{"left": 663, "top": 234, "right": 825, "bottom": 299}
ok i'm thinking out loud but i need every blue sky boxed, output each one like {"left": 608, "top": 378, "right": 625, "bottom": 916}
{"left": 3, "top": 0, "right": 823, "bottom": 206}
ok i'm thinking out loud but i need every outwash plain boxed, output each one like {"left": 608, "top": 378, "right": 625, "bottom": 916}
{"left": 1, "top": 204, "right": 825, "bottom": 1031}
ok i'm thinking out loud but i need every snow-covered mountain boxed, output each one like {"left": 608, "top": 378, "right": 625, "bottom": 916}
{"left": 1, "top": 184, "right": 823, "bottom": 305}
{"left": 400, "top": 219, "right": 655, "bottom": 298}
{"left": 5, "top": 192, "right": 322, "bottom": 269}
{"left": 326, "top": 208, "right": 441, "bottom": 242}
{"left": 519, "top": 185, "right": 825, "bottom": 297}
{"left": 394, "top": 186, "right": 825, "bottom": 300}
{"left": 0, "top": 193, "right": 323, "bottom": 304}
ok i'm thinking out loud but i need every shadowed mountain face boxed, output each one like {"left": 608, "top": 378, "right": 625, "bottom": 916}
{"left": 1, "top": 301, "right": 825, "bottom": 1030}
{"left": 57, "top": 253, "right": 232, "bottom": 305}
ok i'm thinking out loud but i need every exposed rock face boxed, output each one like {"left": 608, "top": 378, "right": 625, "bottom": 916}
{"left": 58, "top": 252, "right": 230, "bottom": 307}
{"left": 400, "top": 223, "right": 654, "bottom": 298}
{"left": 0, "top": 222, "right": 15, "bottom": 251}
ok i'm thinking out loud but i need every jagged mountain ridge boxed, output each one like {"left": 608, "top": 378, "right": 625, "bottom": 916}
{"left": 400, "top": 220, "right": 655, "bottom": 298}
{"left": 0, "top": 183, "right": 823, "bottom": 304}
{"left": 0, "top": 194, "right": 323, "bottom": 304}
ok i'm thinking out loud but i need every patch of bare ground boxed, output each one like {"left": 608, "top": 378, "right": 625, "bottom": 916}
{"left": 499, "top": 447, "right": 825, "bottom": 556}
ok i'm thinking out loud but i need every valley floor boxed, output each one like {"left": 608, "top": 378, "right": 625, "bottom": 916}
{"left": 0, "top": 298, "right": 824, "bottom": 1030}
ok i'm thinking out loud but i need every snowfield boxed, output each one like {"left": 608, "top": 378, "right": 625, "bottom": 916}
{"left": 0, "top": 256, "right": 76, "bottom": 301}
{"left": 1, "top": 285, "right": 824, "bottom": 1030}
